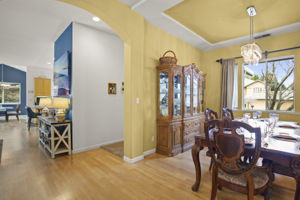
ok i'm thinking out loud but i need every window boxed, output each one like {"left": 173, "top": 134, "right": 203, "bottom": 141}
{"left": 0, "top": 82, "right": 21, "bottom": 104}
{"left": 232, "top": 64, "right": 239, "bottom": 109}
{"left": 243, "top": 57, "right": 295, "bottom": 111}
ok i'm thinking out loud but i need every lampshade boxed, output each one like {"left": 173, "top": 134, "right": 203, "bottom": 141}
{"left": 52, "top": 97, "right": 70, "bottom": 109}
{"left": 39, "top": 97, "right": 52, "bottom": 107}
{"left": 241, "top": 43, "right": 262, "bottom": 66}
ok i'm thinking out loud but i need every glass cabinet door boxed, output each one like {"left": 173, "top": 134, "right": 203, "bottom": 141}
{"left": 184, "top": 74, "right": 191, "bottom": 115}
{"left": 159, "top": 72, "right": 169, "bottom": 117}
{"left": 173, "top": 74, "right": 181, "bottom": 116}
{"left": 193, "top": 77, "right": 199, "bottom": 113}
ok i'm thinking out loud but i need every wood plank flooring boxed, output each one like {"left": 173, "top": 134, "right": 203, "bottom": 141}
{"left": 0, "top": 118, "right": 296, "bottom": 200}
{"left": 101, "top": 141, "right": 124, "bottom": 158}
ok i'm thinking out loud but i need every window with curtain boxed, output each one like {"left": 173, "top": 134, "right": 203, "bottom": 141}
{"left": 243, "top": 56, "right": 295, "bottom": 111}
{"left": 0, "top": 83, "right": 21, "bottom": 104}
{"left": 232, "top": 64, "right": 238, "bottom": 109}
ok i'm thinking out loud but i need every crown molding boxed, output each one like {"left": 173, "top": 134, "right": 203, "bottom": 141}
{"left": 120, "top": 0, "right": 300, "bottom": 51}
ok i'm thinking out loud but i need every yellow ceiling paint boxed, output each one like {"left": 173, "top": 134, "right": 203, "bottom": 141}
{"left": 165, "top": 0, "right": 300, "bottom": 43}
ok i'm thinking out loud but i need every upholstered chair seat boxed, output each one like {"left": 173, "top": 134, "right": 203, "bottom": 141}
{"left": 218, "top": 167, "right": 269, "bottom": 189}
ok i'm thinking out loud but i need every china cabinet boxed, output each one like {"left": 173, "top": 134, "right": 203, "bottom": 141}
{"left": 156, "top": 51, "right": 205, "bottom": 156}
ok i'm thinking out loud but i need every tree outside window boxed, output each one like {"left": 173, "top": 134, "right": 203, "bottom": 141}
{"left": 0, "top": 83, "right": 21, "bottom": 104}
{"left": 243, "top": 57, "right": 294, "bottom": 111}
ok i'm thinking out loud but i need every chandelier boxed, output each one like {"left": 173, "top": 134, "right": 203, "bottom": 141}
{"left": 241, "top": 6, "right": 262, "bottom": 66}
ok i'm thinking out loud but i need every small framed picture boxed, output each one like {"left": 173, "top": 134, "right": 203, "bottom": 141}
{"left": 108, "top": 83, "right": 117, "bottom": 95}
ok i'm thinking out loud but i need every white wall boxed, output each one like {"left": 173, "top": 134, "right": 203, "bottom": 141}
{"left": 26, "top": 66, "right": 53, "bottom": 106}
{"left": 72, "top": 23, "right": 124, "bottom": 152}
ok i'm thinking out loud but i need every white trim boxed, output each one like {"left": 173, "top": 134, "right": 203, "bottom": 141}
{"left": 123, "top": 155, "right": 144, "bottom": 163}
{"left": 143, "top": 148, "right": 156, "bottom": 156}
{"left": 72, "top": 138, "right": 123, "bottom": 154}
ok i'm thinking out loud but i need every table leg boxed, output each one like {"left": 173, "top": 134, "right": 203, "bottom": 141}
{"left": 191, "top": 143, "right": 203, "bottom": 192}
{"left": 295, "top": 176, "right": 300, "bottom": 200}
{"left": 5, "top": 112, "right": 8, "bottom": 122}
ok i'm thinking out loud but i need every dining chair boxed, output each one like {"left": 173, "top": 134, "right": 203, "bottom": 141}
{"left": 205, "top": 108, "right": 218, "bottom": 121}
{"left": 222, "top": 107, "right": 234, "bottom": 120}
{"left": 26, "top": 107, "right": 40, "bottom": 131}
{"left": 6, "top": 104, "right": 20, "bottom": 121}
{"left": 205, "top": 119, "right": 274, "bottom": 200}
{"left": 204, "top": 108, "right": 219, "bottom": 171}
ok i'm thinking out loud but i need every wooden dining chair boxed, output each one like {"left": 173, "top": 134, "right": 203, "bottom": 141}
{"left": 6, "top": 104, "right": 21, "bottom": 121}
{"left": 205, "top": 108, "right": 218, "bottom": 121}
{"left": 205, "top": 119, "right": 274, "bottom": 200}
{"left": 222, "top": 107, "right": 234, "bottom": 120}
{"left": 204, "top": 108, "right": 219, "bottom": 171}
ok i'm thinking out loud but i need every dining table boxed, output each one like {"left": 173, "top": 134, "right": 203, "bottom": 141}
{"left": 0, "top": 106, "right": 14, "bottom": 121}
{"left": 191, "top": 119, "right": 300, "bottom": 200}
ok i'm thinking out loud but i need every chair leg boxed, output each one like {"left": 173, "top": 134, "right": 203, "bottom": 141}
{"left": 28, "top": 117, "right": 32, "bottom": 131}
{"left": 211, "top": 166, "right": 218, "bottom": 200}
{"left": 5, "top": 113, "right": 8, "bottom": 122}
{"left": 263, "top": 188, "right": 272, "bottom": 200}
{"left": 246, "top": 175, "right": 254, "bottom": 200}
{"left": 209, "top": 158, "right": 213, "bottom": 171}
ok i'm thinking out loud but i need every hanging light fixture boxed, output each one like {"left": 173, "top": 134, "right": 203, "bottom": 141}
{"left": 241, "top": 6, "right": 262, "bottom": 66}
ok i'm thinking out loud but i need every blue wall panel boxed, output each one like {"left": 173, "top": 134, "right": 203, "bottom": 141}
{"left": 54, "top": 23, "right": 73, "bottom": 61}
{"left": 0, "top": 64, "right": 26, "bottom": 114}
{"left": 54, "top": 23, "right": 73, "bottom": 120}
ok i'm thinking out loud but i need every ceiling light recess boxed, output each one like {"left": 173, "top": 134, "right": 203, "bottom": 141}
{"left": 92, "top": 16, "right": 100, "bottom": 22}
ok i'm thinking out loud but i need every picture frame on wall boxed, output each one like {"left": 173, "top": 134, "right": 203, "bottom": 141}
{"left": 108, "top": 83, "right": 117, "bottom": 95}
{"left": 53, "top": 51, "right": 71, "bottom": 96}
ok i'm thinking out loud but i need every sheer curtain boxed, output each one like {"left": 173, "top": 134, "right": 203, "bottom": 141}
{"left": 220, "top": 59, "right": 235, "bottom": 111}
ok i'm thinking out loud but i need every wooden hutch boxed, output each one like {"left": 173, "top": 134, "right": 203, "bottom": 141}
{"left": 156, "top": 51, "right": 205, "bottom": 156}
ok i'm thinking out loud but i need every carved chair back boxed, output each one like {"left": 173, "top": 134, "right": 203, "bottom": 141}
{"left": 222, "top": 107, "right": 234, "bottom": 120}
{"left": 205, "top": 119, "right": 261, "bottom": 175}
{"left": 205, "top": 108, "right": 218, "bottom": 121}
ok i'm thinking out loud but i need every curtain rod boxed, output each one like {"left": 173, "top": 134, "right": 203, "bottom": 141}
{"left": 216, "top": 46, "right": 300, "bottom": 63}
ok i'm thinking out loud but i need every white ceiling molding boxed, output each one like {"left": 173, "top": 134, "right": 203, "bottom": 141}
{"left": 121, "top": 0, "right": 300, "bottom": 51}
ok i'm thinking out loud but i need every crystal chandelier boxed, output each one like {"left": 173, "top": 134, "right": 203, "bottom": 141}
{"left": 241, "top": 6, "right": 262, "bottom": 66}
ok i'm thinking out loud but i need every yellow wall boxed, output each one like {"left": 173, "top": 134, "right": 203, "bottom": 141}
{"left": 58, "top": 0, "right": 203, "bottom": 157}
{"left": 143, "top": 23, "right": 202, "bottom": 151}
{"left": 201, "top": 31, "right": 300, "bottom": 123}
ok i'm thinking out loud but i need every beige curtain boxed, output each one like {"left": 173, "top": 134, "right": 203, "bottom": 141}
{"left": 220, "top": 59, "right": 235, "bottom": 111}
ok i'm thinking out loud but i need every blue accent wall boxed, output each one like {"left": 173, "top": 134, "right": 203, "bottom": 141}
{"left": 0, "top": 64, "right": 26, "bottom": 114}
{"left": 54, "top": 23, "right": 73, "bottom": 120}
{"left": 54, "top": 23, "right": 73, "bottom": 61}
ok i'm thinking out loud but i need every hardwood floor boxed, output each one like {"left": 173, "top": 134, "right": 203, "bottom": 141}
{"left": 0, "top": 118, "right": 296, "bottom": 200}
{"left": 101, "top": 141, "right": 124, "bottom": 158}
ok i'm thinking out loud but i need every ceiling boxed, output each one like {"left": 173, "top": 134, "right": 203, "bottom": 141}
{"left": 0, "top": 0, "right": 114, "bottom": 70}
{"left": 121, "top": 0, "right": 300, "bottom": 50}
{"left": 165, "top": 0, "right": 300, "bottom": 43}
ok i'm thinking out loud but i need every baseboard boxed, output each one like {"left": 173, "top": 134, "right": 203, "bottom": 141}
{"left": 123, "top": 149, "right": 156, "bottom": 163}
{"left": 123, "top": 155, "right": 144, "bottom": 163}
{"left": 72, "top": 138, "right": 123, "bottom": 154}
{"left": 143, "top": 148, "right": 156, "bottom": 156}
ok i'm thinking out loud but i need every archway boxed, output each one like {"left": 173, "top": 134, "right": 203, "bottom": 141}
{"left": 57, "top": 0, "right": 145, "bottom": 160}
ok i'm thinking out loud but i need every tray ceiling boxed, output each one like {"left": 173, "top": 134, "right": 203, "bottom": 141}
{"left": 121, "top": 0, "right": 300, "bottom": 50}
{"left": 165, "top": 0, "right": 300, "bottom": 43}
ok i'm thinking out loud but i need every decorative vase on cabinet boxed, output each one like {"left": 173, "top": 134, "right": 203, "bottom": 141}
{"left": 156, "top": 51, "right": 205, "bottom": 156}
